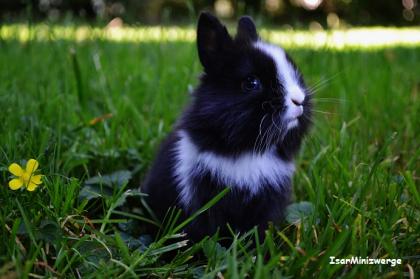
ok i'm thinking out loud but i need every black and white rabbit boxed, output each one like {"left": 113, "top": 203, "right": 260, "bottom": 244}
{"left": 142, "top": 12, "right": 312, "bottom": 242}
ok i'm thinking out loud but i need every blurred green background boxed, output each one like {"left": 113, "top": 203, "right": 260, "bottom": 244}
{"left": 1, "top": 0, "right": 419, "bottom": 27}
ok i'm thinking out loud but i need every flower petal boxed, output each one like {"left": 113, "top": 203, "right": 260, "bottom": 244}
{"left": 9, "top": 178, "right": 23, "bottom": 190}
{"left": 26, "top": 159, "right": 39, "bottom": 173}
{"left": 30, "top": 175, "right": 43, "bottom": 185}
{"left": 26, "top": 182, "right": 39, "bottom": 192}
{"left": 8, "top": 163, "right": 24, "bottom": 176}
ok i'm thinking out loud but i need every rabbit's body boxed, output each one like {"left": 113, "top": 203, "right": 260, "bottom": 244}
{"left": 142, "top": 13, "right": 312, "bottom": 241}
{"left": 144, "top": 130, "right": 293, "bottom": 240}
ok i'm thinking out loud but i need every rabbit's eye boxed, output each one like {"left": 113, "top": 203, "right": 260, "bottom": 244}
{"left": 242, "top": 76, "right": 262, "bottom": 93}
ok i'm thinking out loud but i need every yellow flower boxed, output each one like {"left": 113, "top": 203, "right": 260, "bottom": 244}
{"left": 8, "top": 159, "right": 43, "bottom": 191}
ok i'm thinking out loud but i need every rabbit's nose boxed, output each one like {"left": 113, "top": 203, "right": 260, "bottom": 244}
{"left": 288, "top": 86, "right": 305, "bottom": 106}
{"left": 291, "top": 97, "right": 303, "bottom": 106}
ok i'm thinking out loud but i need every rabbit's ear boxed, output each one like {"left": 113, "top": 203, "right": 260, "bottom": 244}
{"left": 236, "top": 16, "right": 258, "bottom": 42}
{"left": 197, "top": 12, "right": 232, "bottom": 71}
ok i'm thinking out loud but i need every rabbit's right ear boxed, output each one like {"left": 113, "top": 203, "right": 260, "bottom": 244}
{"left": 197, "top": 12, "right": 232, "bottom": 72}
{"left": 236, "top": 16, "right": 258, "bottom": 42}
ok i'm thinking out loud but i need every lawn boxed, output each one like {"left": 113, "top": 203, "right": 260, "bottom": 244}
{"left": 0, "top": 24, "right": 419, "bottom": 278}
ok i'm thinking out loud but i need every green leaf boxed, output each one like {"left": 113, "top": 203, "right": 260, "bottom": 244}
{"left": 285, "top": 201, "right": 314, "bottom": 225}
{"left": 78, "top": 184, "right": 112, "bottom": 201}
{"left": 114, "top": 189, "right": 144, "bottom": 208}
{"left": 76, "top": 239, "right": 113, "bottom": 275}
{"left": 85, "top": 170, "right": 132, "bottom": 188}
{"left": 78, "top": 170, "right": 132, "bottom": 202}
{"left": 202, "top": 237, "right": 226, "bottom": 265}
{"left": 118, "top": 231, "right": 153, "bottom": 252}
{"left": 35, "top": 220, "right": 62, "bottom": 243}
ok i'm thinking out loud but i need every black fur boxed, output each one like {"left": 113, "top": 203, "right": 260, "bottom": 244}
{"left": 142, "top": 12, "right": 312, "bottom": 242}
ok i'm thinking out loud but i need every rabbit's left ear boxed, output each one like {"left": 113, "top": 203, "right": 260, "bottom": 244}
{"left": 197, "top": 12, "right": 232, "bottom": 72}
{"left": 236, "top": 16, "right": 258, "bottom": 42}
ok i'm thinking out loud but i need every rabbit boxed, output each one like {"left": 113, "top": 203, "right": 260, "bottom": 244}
{"left": 141, "top": 12, "right": 312, "bottom": 242}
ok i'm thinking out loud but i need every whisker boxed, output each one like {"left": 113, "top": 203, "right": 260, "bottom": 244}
{"left": 307, "top": 71, "right": 344, "bottom": 95}
{"left": 312, "top": 72, "right": 343, "bottom": 87}
{"left": 308, "top": 83, "right": 328, "bottom": 94}
{"left": 269, "top": 113, "right": 287, "bottom": 144}
{"left": 302, "top": 114, "right": 323, "bottom": 128}
{"left": 266, "top": 125, "right": 277, "bottom": 152}
{"left": 269, "top": 122, "right": 277, "bottom": 148}
{"left": 311, "top": 98, "right": 347, "bottom": 104}
{"left": 271, "top": 113, "right": 283, "bottom": 133}
{"left": 312, "top": 109, "right": 336, "bottom": 115}
{"left": 253, "top": 114, "right": 268, "bottom": 154}
{"left": 313, "top": 97, "right": 347, "bottom": 101}
{"left": 256, "top": 119, "right": 271, "bottom": 153}
{"left": 309, "top": 79, "right": 330, "bottom": 91}
{"left": 260, "top": 124, "right": 272, "bottom": 153}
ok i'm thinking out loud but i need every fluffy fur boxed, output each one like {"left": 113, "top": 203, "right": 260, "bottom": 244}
{"left": 142, "top": 12, "right": 312, "bottom": 242}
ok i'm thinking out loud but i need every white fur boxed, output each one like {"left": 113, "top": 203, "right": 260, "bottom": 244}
{"left": 172, "top": 130, "right": 295, "bottom": 207}
{"left": 254, "top": 41, "right": 305, "bottom": 128}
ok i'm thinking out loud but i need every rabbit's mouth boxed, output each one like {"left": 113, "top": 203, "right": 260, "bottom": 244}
{"left": 286, "top": 118, "right": 299, "bottom": 130}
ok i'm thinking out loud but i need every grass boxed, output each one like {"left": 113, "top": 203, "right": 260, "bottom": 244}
{"left": 0, "top": 24, "right": 419, "bottom": 278}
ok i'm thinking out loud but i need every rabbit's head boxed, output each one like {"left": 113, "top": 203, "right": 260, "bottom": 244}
{"left": 182, "top": 12, "right": 312, "bottom": 157}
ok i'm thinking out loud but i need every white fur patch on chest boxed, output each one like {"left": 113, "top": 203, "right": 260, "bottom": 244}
{"left": 172, "top": 130, "right": 295, "bottom": 207}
